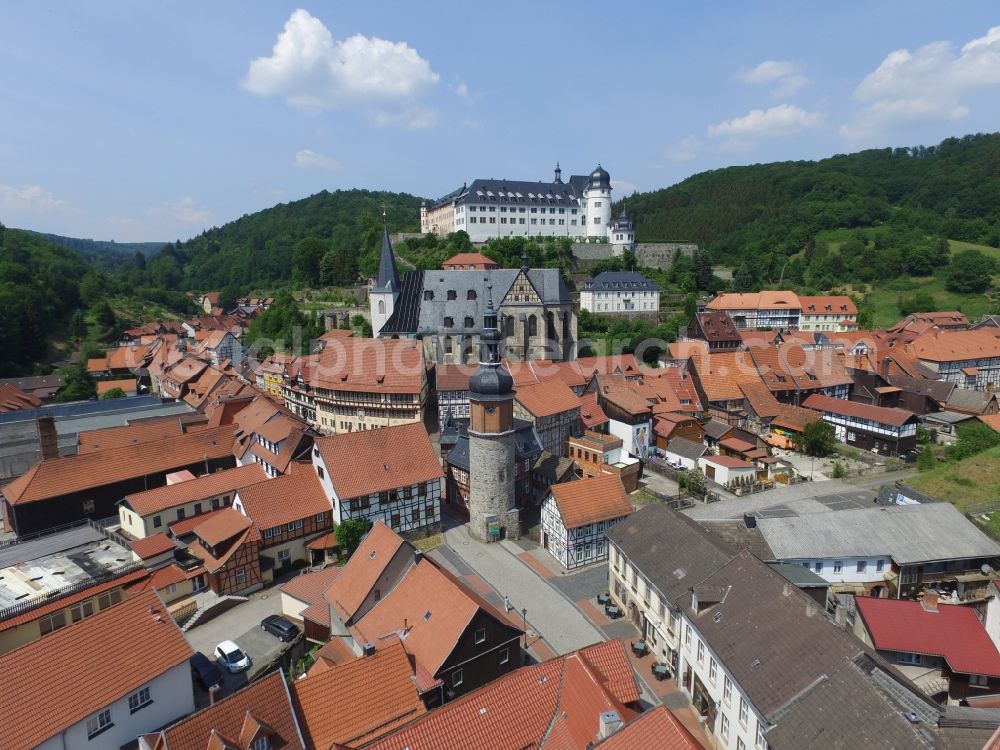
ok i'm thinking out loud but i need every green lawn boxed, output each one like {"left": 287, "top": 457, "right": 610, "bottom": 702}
{"left": 907, "top": 445, "right": 1000, "bottom": 511}
{"left": 862, "top": 270, "right": 997, "bottom": 327}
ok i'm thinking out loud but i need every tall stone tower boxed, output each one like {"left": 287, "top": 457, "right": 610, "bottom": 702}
{"left": 467, "top": 285, "right": 519, "bottom": 542}
{"left": 584, "top": 164, "right": 612, "bottom": 239}
{"left": 370, "top": 218, "right": 400, "bottom": 337}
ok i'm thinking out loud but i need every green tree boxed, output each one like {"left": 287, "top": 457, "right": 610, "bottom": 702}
{"left": 100, "top": 387, "right": 127, "bottom": 400}
{"left": 946, "top": 249, "right": 996, "bottom": 293}
{"left": 92, "top": 300, "right": 117, "bottom": 331}
{"left": 899, "top": 292, "right": 937, "bottom": 317}
{"left": 831, "top": 462, "right": 847, "bottom": 478}
{"left": 917, "top": 445, "right": 937, "bottom": 471}
{"left": 336, "top": 518, "right": 373, "bottom": 558}
{"left": 732, "top": 263, "right": 755, "bottom": 292}
{"left": 694, "top": 249, "right": 713, "bottom": 291}
{"left": 244, "top": 292, "right": 325, "bottom": 357}
{"left": 947, "top": 422, "right": 1000, "bottom": 461}
{"left": 292, "top": 237, "right": 328, "bottom": 288}
{"left": 794, "top": 421, "right": 837, "bottom": 457}
{"left": 58, "top": 364, "right": 97, "bottom": 402}
{"left": 78, "top": 273, "right": 107, "bottom": 307}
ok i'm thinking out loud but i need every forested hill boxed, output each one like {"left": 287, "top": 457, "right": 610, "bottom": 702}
{"left": 144, "top": 189, "right": 424, "bottom": 295}
{"left": 0, "top": 226, "right": 90, "bottom": 374}
{"left": 27, "top": 232, "right": 167, "bottom": 259}
{"left": 622, "top": 133, "right": 1000, "bottom": 269}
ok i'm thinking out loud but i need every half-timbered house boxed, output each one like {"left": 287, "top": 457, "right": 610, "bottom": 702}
{"left": 541, "top": 474, "right": 634, "bottom": 570}
{"left": 184, "top": 508, "right": 262, "bottom": 596}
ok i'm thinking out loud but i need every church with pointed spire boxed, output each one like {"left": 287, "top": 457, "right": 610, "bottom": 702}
{"left": 371, "top": 230, "right": 577, "bottom": 363}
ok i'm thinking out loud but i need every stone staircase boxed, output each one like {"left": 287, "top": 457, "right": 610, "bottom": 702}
{"left": 179, "top": 590, "right": 249, "bottom": 632}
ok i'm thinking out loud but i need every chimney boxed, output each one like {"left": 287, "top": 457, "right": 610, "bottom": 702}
{"left": 414, "top": 549, "right": 424, "bottom": 566}
{"left": 881, "top": 356, "right": 891, "bottom": 380}
{"left": 362, "top": 642, "right": 376, "bottom": 657}
{"left": 921, "top": 592, "right": 939, "bottom": 613}
{"left": 37, "top": 416, "right": 59, "bottom": 460}
{"left": 598, "top": 711, "right": 623, "bottom": 740}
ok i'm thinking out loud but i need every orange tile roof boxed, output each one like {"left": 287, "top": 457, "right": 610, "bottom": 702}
{"left": 443, "top": 252, "right": 498, "bottom": 268}
{"left": 77, "top": 413, "right": 206, "bottom": 453}
{"left": 797, "top": 295, "right": 858, "bottom": 315}
{"left": 125, "top": 463, "right": 266, "bottom": 516}
{"left": 910, "top": 329, "right": 1000, "bottom": 362}
{"left": 154, "top": 672, "right": 304, "bottom": 750}
{"left": 305, "top": 530, "right": 338, "bottom": 550}
{"left": 691, "top": 350, "right": 763, "bottom": 402}
{"left": 364, "top": 640, "right": 638, "bottom": 750}
{"left": 168, "top": 506, "right": 231, "bottom": 537}
{"left": 594, "top": 374, "right": 652, "bottom": 416}
{"left": 549, "top": 474, "right": 634, "bottom": 529}
{"left": 86, "top": 356, "right": 108, "bottom": 373}
{"left": 701, "top": 454, "right": 755, "bottom": 470}
{"left": 595, "top": 705, "right": 702, "bottom": 749}
{"left": 802, "top": 393, "right": 917, "bottom": 427}
{"left": 188, "top": 522, "right": 259, "bottom": 574}
{"left": 314, "top": 422, "right": 444, "bottom": 501}
{"left": 0, "top": 590, "right": 192, "bottom": 750}
{"left": 579, "top": 392, "right": 609, "bottom": 428}
{"left": 193, "top": 506, "right": 253, "bottom": 547}
{"left": 126, "top": 563, "right": 192, "bottom": 593}
{"left": 292, "top": 640, "right": 426, "bottom": 748}
{"left": 325, "top": 521, "right": 409, "bottom": 622}
{"left": 3, "top": 425, "right": 236, "bottom": 505}
{"left": 235, "top": 464, "right": 329, "bottom": 531}
{"left": 96, "top": 378, "right": 137, "bottom": 396}
{"left": 280, "top": 565, "right": 344, "bottom": 607}
{"left": 129, "top": 532, "right": 176, "bottom": 558}
{"left": 707, "top": 291, "right": 800, "bottom": 311}
{"left": 979, "top": 414, "right": 1000, "bottom": 434}
{"left": 0, "top": 383, "right": 42, "bottom": 412}
{"left": 294, "top": 337, "right": 427, "bottom": 395}
{"left": 435, "top": 363, "right": 474, "bottom": 391}
{"left": 739, "top": 380, "right": 782, "bottom": 418}
{"left": 352, "top": 559, "right": 509, "bottom": 677}
{"left": 515, "top": 378, "right": 582, "bottom": 418}
{"left": 668, "top": 339, "right": 709, "bottom": 360}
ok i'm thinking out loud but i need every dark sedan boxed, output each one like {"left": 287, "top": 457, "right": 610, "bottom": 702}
{"left": 260, "top": 614, "right": 300, "bottom": 642}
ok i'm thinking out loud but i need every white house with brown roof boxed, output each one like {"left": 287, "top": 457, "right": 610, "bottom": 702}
{"left": 797, "top": 295, "right": 858, "bottom": 332}
{"left": 310, "top": 422, "right": 444, "bottom": 532}
{"left": 910, "top": 329, "right": 1000, "bottom": 391}
{"left": 0, "top": 591, "right": 194, "bottom": 750}
{"left": 706, "top": 291, "right": 801, "bottom": 331}
{"left": 541, "top": 474, "right": 634, "bottom": 570}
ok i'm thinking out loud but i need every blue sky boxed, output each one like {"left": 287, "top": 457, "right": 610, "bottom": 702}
{"left": 2, "top": 2, "right": 999, "bottom": 242}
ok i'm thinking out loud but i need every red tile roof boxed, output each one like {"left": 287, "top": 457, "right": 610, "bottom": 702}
{"left": 153, "top": 671, "right": 304, "bottom": 750}
{"left": 125, "top": 463, "right": 266, "bottom": 516}
{"left": 0, "top": 590, "right": 192, "bottom": 750}
{"left": 515, "top": 378, "right": 582, "bottom": 418}
{"left": 701, "top": 454, "right": 756, "bottom": 470}
{"left": 595, "top": 705, "right": 702, "bottom": 749}
{"left": 77, "top": 413, "right": 207, "bottom": 454}
{"left": 279, "top": 565, "right": 344, "bottom": 608}
{"left": 707, "top": 291, "right": 800, "bottom": 310}
{"left": 305, "top": 530, "right": 338, "bottom": 550}
{"left": 719, "top": 437, "right": 757, "bottom": 453}
{"left": 314, "top": 422, "right": 444, "bottom": 501}
{"left": 802, "top": 393, "right": 917, "bottom": 427}
{"left": 443, "top": 252, "right": 498, "bottom": 268}
{"left": 293, "top": 338, "right": 427, "bottom": 395}
{"left": 798, "top": 295, "right": 858, "bottom": 315}
{"left": 235, "top": 463, "right": 329, "bottom": 531}
{"left": 325, "top": 521, "right": 409, "bottom": 622}
{"left": 910, "top": 329, "right": 1000, "bottom": 362}
{"left": 691, "top": 350, "right": 764, "bottom": 403}
{"left": 364, "top": 640, "right": 639, "bottom": 750}
{"left": 435, "top": 363, "right": 473, "bottom": 391}
{"left": 291, "top": 640, "right": 426, "bottom": 748}
{"left": 96, "top": 378, "right": 138, "bottom": 396}
{"left": 579, "top": 392, "right": 609, "bottom": 428}
{"left": 856, "top": 597, "right": 1000, "bottom": 676}
{"left": 352, "top": 559, "right": 515, "bottom": 678}
{"left": 0, "top": 383, "right": 42, "bottom": 412}
{"left": 129, "top": 532, "right": 176, "bottom": 559}
{"left": 193, "top": 507, "right": 253, "bottom": 548}
{"left": 549, "top": 474, "right": 634, "bottom": 529}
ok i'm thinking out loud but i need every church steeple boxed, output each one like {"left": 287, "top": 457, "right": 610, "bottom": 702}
{"left": 554, "top": 161, "right": 562, "bottom": 184}
{"left": 375, "top": 213, "right": 400, "bottom": 294}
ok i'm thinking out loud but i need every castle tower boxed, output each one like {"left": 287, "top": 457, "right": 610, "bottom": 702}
{"left": 583, "top": 164, "right": 612, "bottom": 240}
{"left": 370, "top": 215, "right": 400, "bottom": 337}
{"left": 609, "top": 207, "right": 636, "bottom": 256}
{"left": 554, "top": 161, "right": 563, "bottom": 184}
{"left": 467, "top": 284, "right": 518, "bottom": 542}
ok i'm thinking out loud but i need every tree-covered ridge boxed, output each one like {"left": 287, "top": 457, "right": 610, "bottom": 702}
{"left": 0, "top": 226, "right": 90, "bottom": 375}
{"left": 623, "top": 133, "right": 1000, "bottom": 273}
{"left": 143, "top": 189, "right": 424, "bottom": 295}
{"left": 27, "top": 232, "right": 167, "bottom": 259}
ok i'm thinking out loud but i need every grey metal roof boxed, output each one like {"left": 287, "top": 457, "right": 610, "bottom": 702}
{"left": 444, "top": 419, "right": 541, "bottom": 471}
{"left": 701, "top": 419, "right": 734, "bottom": 440}
{"left": 582, "top": 271, "right": 658, "bottom": 292}
{"left": 664, "top": 437, "right": 706, "bottom": 461}
{"left": 605, "top": 504, "right": 736, "bottom": 604}
{"left": 532, "top": 451, "right": 576, "bottom": 482}
{"left": 374, "top": 226, "right": 400, "bottom": 294}
{"left": 767, "top": 562, "right": 828, "bottom": 587}
{"left": 922, "top": 410, "right": 977, "bottom": 425}
{"left": 757, "top": 503, "right": 1000, "bottom": 565}
{"left": 382, "top": 268, "right": 571, "bottom": 335}
{"left": 946, "top": 387, "right": 993, "bottom": 413}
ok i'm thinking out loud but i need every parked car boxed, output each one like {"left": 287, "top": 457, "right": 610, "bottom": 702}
{"left": 215, "top": 640, "right": 251, "bottom": 673}
{"left": 190, "top": 651, "right": 223, "bottom": 690}
{"left": 261, "top": 614, "right": 300, "bottom": 642}
{"left": 900, "top": 449, "right": 921, "bottom": 464}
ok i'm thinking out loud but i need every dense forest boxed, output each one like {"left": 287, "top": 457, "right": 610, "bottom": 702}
{"left": 622, "top": 133, "right": 1000, "bottom": 286}
{"left": 140, "top": 189, "right": 424, "bottom": 300}
{"left": 29, "top": 232, "right": 166, "bottom": 260}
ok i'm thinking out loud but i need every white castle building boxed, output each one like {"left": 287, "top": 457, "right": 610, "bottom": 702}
{"left": 421, "top": 163, "right": 630, "bottom": 248}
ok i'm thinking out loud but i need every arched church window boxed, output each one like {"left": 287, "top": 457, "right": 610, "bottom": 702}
{"left": 528, "top": 315, "right": 537, "bottom": 337}
{"left": 377, "top": 300, "right": 385, "bottom": 314}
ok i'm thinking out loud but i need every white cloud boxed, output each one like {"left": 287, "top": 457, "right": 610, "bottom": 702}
{"left": 451, "top": 80, "right": 478, "bottom": 104}
{"left": 243, "top": 9, "right": 440, "bottom": 128}
{"left": 294, "top": 149, "right": 341, "bottom": 170}
{"left": 611, "top": 179, "right": 638, "bottom": 195}
{"left": 737, "top": 60, "right": 808, "bottom": 97}
{"left": 708, "top": 104, "right": 823, "bottom": 138}
{"left": 147, "top": 196, "right": 212, "bottom": 227}
{"left": 663, "top": 135, "right": 703, "bottom": 162}
{"left": 0, "top": 184, "right": 75, "bottom": 215}
{"left": 842, "top": 25, "right": 1000, "bottom": 140}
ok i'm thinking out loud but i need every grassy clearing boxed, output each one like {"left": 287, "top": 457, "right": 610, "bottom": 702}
{"left": 907, "top": 445, "right": 1000, "bottom": 511}
{"left": 861, "top": 270, "right": 997, "bottom": 327}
